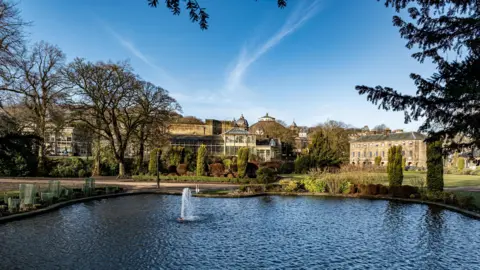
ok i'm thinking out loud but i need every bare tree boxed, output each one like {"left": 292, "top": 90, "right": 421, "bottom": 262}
{"left": 0, "top": 0, "right": 28, "bottom": 74}
{"left": 132, "top": 81, "right": 180, "bottom": 173}
{"left": 373, "top": 124, "right": 389, "bottom": 132}
{"left": 0, "top": 41, "right": 69, "bottom": 171}
{"left": 65, "top": 58, "right": 146, "bottom": 177}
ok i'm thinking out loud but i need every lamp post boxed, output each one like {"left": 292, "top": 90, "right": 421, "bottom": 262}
{"left": 156, "top": 150, "right": 160, "bottom": 189}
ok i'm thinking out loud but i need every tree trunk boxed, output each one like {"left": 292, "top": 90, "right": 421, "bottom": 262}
{"left": 136, "top": 140, "right": 145, "bottom": 173}
{"left": 92, "top": 139, "right": 101, "bottom": 176}
{"left": 118, "top": 160, "right": 126, "bottom": 178}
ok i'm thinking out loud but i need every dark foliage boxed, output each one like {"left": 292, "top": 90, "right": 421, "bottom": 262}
{"left": 427, "top": 140, "right": 444, "bottom": 191}
{"left": 356, "top": 0, "right": 480, "bottom": 150}
{"left": 256, "top": 167, "right": 277, "bottom": 184}
{"left": 294, "top": 155, "right": 311, "bottom": 174}
{"left": 246, "top": 162, "right": 258, "bottom": 178}
{"left": 387, "top": 146, "right": 404, "bottom": 187}
{"left": 0, "top": 133, "right": 39, "bottom": 177}
{"left": 279, "top": 161, "right": 295, "bottom": 174}
{"left": 389, "top": 185, "right": 419, "bottom": 198}
{"left": 147, "top": 0, "right": 287, "bottom": 30}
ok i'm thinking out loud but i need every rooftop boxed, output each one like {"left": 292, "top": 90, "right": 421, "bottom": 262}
{"left": 224, "top": 127, "right": 251, "bottom": 135}
{"left": 351, "top": 132, "right": 427, "bottom": 143}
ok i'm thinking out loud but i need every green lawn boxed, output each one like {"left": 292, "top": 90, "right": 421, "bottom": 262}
{"left": 280, "top": 171, "right": 480, "bottom": 188}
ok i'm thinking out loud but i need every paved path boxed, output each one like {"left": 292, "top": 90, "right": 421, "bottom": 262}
{"left": 0, "top": 177, "right": 239, "bottom": 193}
{"left": 445, "top": 186, "right": 480, "bottom": 192}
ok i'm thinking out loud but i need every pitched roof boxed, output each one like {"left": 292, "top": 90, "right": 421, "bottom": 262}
{"left": 224, "top": 127, "right": 250, "bottom": 135}
{"left": 351, "top": 132, "right": 426, "bottom": 142}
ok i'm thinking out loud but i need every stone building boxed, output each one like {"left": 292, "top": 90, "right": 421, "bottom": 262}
{"left": 350, "top": 131, "right": 427, "bottom": 167}
{"left": 168, "top": 114, "right": 283, "bottom": 161}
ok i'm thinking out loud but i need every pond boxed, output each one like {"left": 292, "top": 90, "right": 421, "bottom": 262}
{"left": 0, "top": 195, "right": 479, "bottom": 269}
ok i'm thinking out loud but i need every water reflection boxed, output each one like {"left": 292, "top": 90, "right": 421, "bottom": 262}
{"left": 0, "top": 195, "right": 479, "bottom": 270}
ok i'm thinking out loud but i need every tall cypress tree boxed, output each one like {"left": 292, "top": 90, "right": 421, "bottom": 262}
{"left": 196, "top": 145, "right": 207, "bottom": 176}
{"left": 388, "top": 146, "right": 403, "bottom": 187}
{"left": 427, "top": 141, "right": 444, "bottom": 191}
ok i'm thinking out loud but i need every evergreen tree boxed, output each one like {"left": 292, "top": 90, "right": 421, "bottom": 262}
{"left": 148, "top": 148, "right": 161, "bottom": 175}
{"left": 146, "top": 0, "right": 287, "bottom": 30}
{"left": 457, "top": 157, "right": 465, "bottom": 171}
{"left": 355, "top": 0, "right": 479, "bottom": 151}
{"left": 196, "top": 145, "right": 207, "bottom": 176}
{"left": 388, "top": 146, "right": 403, "bottom": 187}
{"left": 237, "top": 147, "right": 249, "bottom": 178}
{"left": 427, "top": 141, "right": 444, "bottom": 191}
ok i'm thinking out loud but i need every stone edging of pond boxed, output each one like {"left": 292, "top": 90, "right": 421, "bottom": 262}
{"left": 1, "top": 190, "right": 479, "bottom": 224}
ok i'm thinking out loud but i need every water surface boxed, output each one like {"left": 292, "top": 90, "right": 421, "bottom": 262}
{"left": 1, "top": 195, "right": 479, "bottom": 269}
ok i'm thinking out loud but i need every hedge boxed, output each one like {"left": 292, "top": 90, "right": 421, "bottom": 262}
{"left": 132, "top": 174, "right": 252, "bottom": 184}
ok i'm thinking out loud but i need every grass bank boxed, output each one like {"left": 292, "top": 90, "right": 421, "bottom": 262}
{"left": 281, "top": 171, "right": 480, "bottom": 188}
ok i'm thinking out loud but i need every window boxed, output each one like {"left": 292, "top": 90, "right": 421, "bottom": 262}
{"left": 375, "top": 151, "right": 378, "bottom": 157}
{"left": 388, "top": 143, "right": 392, "bottom": 146}
{"left": 409, "top": 151, "right": 413, "bottom": 157}
{"left": 382, "top": 151, "right": 385, "bottom": 157}
{"left": 381, "top": 143, "right": 385, "bottom": 146}
{"left": 363, "top": 152, "right": 366, "bottom": 157}
{"left": 369, "top": 152, "right": 372, "bottom": 157}
{"left": 358, "top": 152, "right": 360, "bottom": 157}
{"left": 352, "top": 152, "right": 355, "bottom": 157}
{"left": 409, "top": 141, "right": 413, "bottom": 145}
{"left": 402, "top": 151, "right": 405, "bottom": 156}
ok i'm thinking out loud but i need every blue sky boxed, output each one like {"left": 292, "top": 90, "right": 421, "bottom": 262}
{"left": 18, "top": 0, "right": 435, "bottom": 130}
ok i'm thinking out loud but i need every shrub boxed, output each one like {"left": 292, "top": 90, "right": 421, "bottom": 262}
{"left": 349, "top": 184, "right": 358, "bottom": 194}
{"left": 167, "top": 146, "right": 184, "bottom": 167}
{"left": 78, "top": 169, "right": 86, "bottom": 178}
{"left": 176, "top": 164, "right": 188, "bottom": 176}
{"left": 387, "top": 146, "right": 403, "bottom": 187}
{"left": 196, "top": 144, "right": 207, "bottom": 176}
{"left": 283, "top": 180, "right": 302, "bottom": 192}
{"left": 458, "top": 157, "right": 465, "bottom": 171}
{"left": 302, "top": 177, "right": 327, "bottom": 193}
{"left": 374, "top": 156, "right": 382, "bottom": 166}
{"left": 183, "top": 147, "right": 196, "bottom": 172}
{"left": 339, "top": 181, "right": 351, "bottom": 194}
{"left": 148, "top": 148, "right": 161, "bottom": 175}
{"left": 256, "top": 167, "right": 277, "bottom": 185}
{"left": 246, "top": 162, "right": 258, "bottom": 178}
{"left": 367, "top": 184, "right": 379, "bottom": 195}
{"left": 209, "top": 163, "right": 225, "bottom": 177}
{"left": 427, "top": 141, "right": 444, "bottom": 191}
{"left": 378, "top": 185, "right": 389, "bottom": 195}
{"left": 48, "top": 157, "right": 89, "bottom": 178}
{"left": 402, "top": 157, "right": 406, "bottom": 170}
{"left": 237, "top": 147, "right": 249, "bottom": 178}
{"left": 222, "top": 159, "right": 232, "bottom": 169}
{"left": 390, "top": 185, "right": 419, "bottom": 198}
{"left": 167, "top": 165, "right": 177, "bottom": 174}
{"left": 294, "top": 155, "right": 311, "bottom": 174}
{"left": 279, "top": 162, "right": 294, "bottom": 174}
{"left": 231, "top": 164, "right": 238, "bottom": 172}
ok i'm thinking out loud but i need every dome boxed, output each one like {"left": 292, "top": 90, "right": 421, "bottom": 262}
{"left": 236, "top": 114, "right": 249, "bottom": 130}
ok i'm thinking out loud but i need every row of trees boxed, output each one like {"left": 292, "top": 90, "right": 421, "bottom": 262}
{"left": 0, "top": 1, "right": 181, "bottom": 177}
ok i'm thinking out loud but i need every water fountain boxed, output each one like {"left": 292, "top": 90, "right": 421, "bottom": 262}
{"left": 180, "top": 188, "right": 194, "bottom": 220}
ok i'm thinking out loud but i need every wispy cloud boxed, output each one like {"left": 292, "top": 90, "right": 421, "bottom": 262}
{"left": 226, "top": 0, "right": 323, "bottom": 92}
{"left": 103, "top": 25, "right": 164, "bottom": 72}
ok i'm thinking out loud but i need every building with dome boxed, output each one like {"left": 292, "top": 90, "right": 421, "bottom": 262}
{"left": 168, "top": 113, "right": 285, "bottom": 161}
